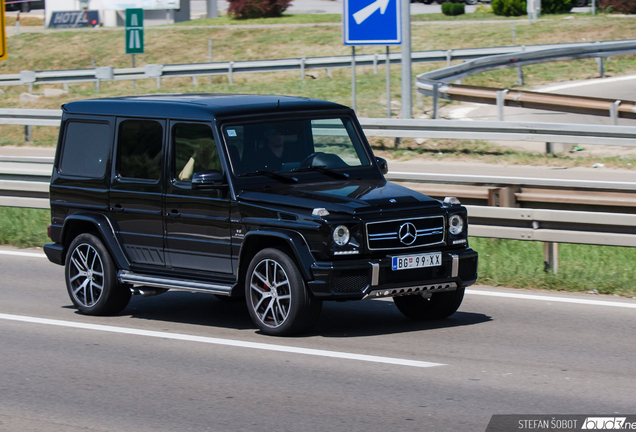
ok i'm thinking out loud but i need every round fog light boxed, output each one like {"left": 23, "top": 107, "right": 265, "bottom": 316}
{"left": 449, "top": 215, "right": 464, "bottom": 235}
{"left": 333, "top": 225, "right": 350, "bottom": 246}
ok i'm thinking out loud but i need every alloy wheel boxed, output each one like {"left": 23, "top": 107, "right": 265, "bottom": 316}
{"left": 249, "top": 259, "right": 292, "bottom": 328}
{"left": 68, "top": 243, "right": 105, "bottom": 308}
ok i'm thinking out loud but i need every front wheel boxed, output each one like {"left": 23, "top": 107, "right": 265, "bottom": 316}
{"left": 393, "top": 287, "right": 465, "bottom": 320}
{"left": 65, "top": 233, "right": 131, "bottom": 316}
{"left": 245, "top": 248, "right": 322, "bottom": 336}
{"left": 465, "top": 0, "right": 477, "bottom": 5}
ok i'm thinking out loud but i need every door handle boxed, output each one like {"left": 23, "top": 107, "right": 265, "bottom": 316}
{"left": 166, "top": 209, "right": 181, "bottom": 219}
{"left": 112, "top": 204, "right": 125, "bottom": 213}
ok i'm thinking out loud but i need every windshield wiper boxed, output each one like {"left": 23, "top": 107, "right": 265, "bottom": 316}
{"left": 238, "top": 170, "right": 298, "bottom": 183}
{"left": 291, "top": 165, "right": 349, "bottom": 180}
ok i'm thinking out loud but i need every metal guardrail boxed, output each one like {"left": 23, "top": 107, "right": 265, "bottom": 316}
{"left": 416, "top": 40, "right": 636, "bottom": 121}
{"left": 466, "top": 205, "right": 636, "bottom": 248}
{"left": 4, "top": 111, "right": 636, "bottom": 148}
{"left": 1, "top": 40, "right": 633, "bottom": 88}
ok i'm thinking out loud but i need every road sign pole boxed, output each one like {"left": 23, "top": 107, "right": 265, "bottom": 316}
{"left": 351, "top": 46, "right": 357, "bottom": 111}
{"left": 132, "top": 54, "right": 136, "bottom": 90}
{"left": 400, "top": 0, "right": 411, "bottom": 119}
{"left": 386, "top": 46, "right": 391, "bottom": 118}
{"left": 0, "top": 0, "right": 7, "bottom": 61}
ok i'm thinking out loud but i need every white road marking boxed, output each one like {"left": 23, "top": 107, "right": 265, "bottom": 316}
{"left": 0, "top": 313, "right": 445, "bottom": 369}
{"left": 466, "top": 289, "right": 636, "bottom": 309}
{"left": 0, "top": 250, "right": 46, "bottom": 258}
{"left": 537, "top": 74, "right": 636, "bottom": 93}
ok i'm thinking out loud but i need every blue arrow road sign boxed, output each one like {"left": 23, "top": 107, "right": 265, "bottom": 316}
{"left": 344, "top": 0, "right": 401, "bottom": 45}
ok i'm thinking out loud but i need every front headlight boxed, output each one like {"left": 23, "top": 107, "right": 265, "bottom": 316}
{"left": 449, "top": 215, "right": 464, "bottom": 235}
{"left": 333, "top": 225, "right": 350, "bottom": 246}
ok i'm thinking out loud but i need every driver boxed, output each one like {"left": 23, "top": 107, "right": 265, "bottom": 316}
{"left": 259, "top": 123, "right": 290, "bottom": 171}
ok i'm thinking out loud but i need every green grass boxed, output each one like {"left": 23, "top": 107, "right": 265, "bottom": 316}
{"left": 1, "top": 207, "right": 634, "bottom": 297}
{"left": 471, "top": 237, "right": 636, "bottom": 297}
{"left": 0, "top": 207, "right": 50, "bottom": 248}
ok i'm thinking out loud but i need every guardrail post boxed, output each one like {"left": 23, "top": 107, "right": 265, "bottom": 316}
{"left": 326, "top": 68, "right": 332, "bottom": 78}
{"left": 373, "top": 53, "right": 378, "bottom": 75}
{"left": 300, "top": 58, "right": 306, "bottom": 80}
{"left": 597, "top": 57, "right": 605, "bottom": 78}
{"left": 95, "top": 79, "right": 100, "bottom": 92}
{"left": 516, "top": 66, "right": 524, "bottom": 86}
{"left": 192, "top": 76, "right": 198, "bottom": 86}
{"left": 24, "top": 125, "right": 32, "bottom": 142}
{"left": 446, "top": 50, "right": 452, "bottom": 67}
{"left": 610, "top": 100, "right": 621, "bottom": 125}
{"left": 156, "top": 77, "right": 161, "bottom": 89}
{"left": 432, "top": 83, "right": 440, "bottom": 119}
{"left": 546, "top": 142, "right": 553, "bottom": 155}
{"left": 544, "top": 242, "right": 558, "bottom": 274}
{"left": 229, "top": 61, "right": 234, "bottom": 85}
{"left": 496, "top": 89, "right": 509, "bottom": 121}
{"left": 417, "top": 92, "right": 424, "bottom": 111}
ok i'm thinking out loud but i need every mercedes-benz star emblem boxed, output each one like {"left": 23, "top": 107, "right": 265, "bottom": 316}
{"left": 398, "top": 222, "right": 417, "bottom": 245}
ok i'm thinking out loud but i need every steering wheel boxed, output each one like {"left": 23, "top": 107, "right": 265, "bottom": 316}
{"left": 299, "top": 152, "right": 321, "bottom": 168}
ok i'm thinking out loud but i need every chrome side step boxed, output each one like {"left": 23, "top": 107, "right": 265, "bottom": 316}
{"left": 118, "top": 270, "right": 234, "bottom": 296}
{"left": 363, "top": 282, "right": 457, "bottom": 300}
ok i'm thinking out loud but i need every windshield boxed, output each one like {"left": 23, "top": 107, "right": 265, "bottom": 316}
{"left": 222, "top": 117, "right": 371, "bottom": 177}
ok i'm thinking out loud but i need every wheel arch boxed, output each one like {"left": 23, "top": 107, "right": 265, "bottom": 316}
{"left": 237, "top": 230, "right": 315, "bottom": 288}
{"left": 61, "top": 213, "right": 130, "bottom": 270}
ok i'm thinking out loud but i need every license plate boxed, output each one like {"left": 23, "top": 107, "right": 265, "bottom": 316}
{"left": 391, "top": 252, "right": 442, "bottom": 271}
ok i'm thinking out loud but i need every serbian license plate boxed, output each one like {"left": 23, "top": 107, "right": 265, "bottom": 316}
{"left": 391, "top": 252, "right": 442, "bottom": 271}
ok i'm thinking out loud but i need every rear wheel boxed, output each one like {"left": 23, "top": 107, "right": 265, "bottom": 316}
{"left": 245, "top": 248, "right": 322, "bottom": 336}
{"left": 65, "top": 233, "right": 131, "bottom": 316}
{"left": 393, "top": 287, "right": 465, "bottom": 320}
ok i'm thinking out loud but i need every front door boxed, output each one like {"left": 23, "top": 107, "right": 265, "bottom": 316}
{"left": 110, "top": 118, "right": 166, "bottom": 267}
{"left": 163, "top": 121, "right": 233, "bottom": 274}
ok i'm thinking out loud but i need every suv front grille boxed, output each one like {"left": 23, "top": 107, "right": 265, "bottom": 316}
{"left": 366, "top": 216, "right": 445, "bottom": 251}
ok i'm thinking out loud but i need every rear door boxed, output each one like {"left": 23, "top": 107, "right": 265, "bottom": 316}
{"left": 109, "top": 118, "right": 167, "bottom": 267}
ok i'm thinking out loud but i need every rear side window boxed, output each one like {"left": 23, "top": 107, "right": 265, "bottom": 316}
{"left": 59, "top": 121, "right": 110, "bottom": 178}
{"left": 117, "top": 120, "right": 163, "bottom": 181}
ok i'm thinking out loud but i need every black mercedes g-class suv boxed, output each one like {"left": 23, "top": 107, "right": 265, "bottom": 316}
{"left": 44, "top": 94, "right": 477, "bottom": 336}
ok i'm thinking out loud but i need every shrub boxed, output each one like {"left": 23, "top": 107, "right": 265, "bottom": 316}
{"left": 541, "top": 0, "right": 573, "bottom": 13}
{"left": 600, "top": 0, "right": 636, "bottom": 13}
{"left": 475, "top": 4, "right": 493, "bottom": 13}
{"left": 442, "top": 2, "right": 465, "bottom": 15}
{"left": 492, "top": 0, "right": 527, "bottom": 16}
{"left": 227, "top": 0, "right": 292, "bottom": 19}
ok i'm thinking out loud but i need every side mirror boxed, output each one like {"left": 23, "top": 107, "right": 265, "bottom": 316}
{"left": 375, "top": 157, "right": 388, "bottom": 175}
{"left": 191, "top": 169, "right": 225, "bottom": 189}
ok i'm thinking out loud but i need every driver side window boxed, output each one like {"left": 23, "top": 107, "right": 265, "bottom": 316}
{"left": 172, "top": 123, "right": 221, "bottom": 184}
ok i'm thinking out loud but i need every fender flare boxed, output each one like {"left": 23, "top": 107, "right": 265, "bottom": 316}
{"left": 238, "top": 230, "right": 316, "bottom": 282}
{"left": 61, "top": 212, "right": 130, "bottom": 270}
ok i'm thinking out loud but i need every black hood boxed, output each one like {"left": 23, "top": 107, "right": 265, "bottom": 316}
{"left": 238, "top": 179, "right": 441, "bottom": 215}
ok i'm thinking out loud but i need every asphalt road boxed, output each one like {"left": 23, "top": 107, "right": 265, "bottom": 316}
{"left": 1, "top": 248, "right": 634, "bottom": 432}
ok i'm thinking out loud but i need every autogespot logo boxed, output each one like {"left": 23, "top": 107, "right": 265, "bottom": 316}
{"left": 398, "top": 222, "right": 417, "bottom": 245}
{"left": 582, "top": 417, "right": 629, "bottom": 429}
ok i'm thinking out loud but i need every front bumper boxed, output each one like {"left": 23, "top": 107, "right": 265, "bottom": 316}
{"left": 307, "top": 248, "right": 478, "bottom": 300}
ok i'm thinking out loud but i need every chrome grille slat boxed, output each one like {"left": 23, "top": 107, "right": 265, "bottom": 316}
{"left": 366, "top": 216, "right": 445, "bottom": 251}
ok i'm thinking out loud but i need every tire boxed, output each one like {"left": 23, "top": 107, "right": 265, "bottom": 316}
{"left": 465, "top": 0, "right": 477, "bottom": 5}
{"left": 245, "top": 248, "right": 322, "bottom": 336}
{"left": 65, "top": 233, "right": 131, "bottom": 316}
{"left": 422, "top": 0, "right": 434, "bottom": 4}
{"left": 573, "top": 0, "right": 588, "bottom": 6}
{"left": 393, "top": 287, "right": 465, "bottom": 320}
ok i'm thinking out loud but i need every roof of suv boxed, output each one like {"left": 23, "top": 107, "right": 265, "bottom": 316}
{"left": 62, "top": 94, "right": 350, "bottom": 120}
